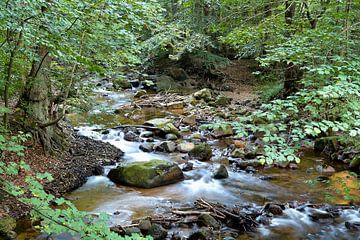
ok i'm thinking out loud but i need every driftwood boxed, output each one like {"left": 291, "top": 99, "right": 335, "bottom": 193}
{"left": 112, "top": 125, "right": 163, "bottom": 131}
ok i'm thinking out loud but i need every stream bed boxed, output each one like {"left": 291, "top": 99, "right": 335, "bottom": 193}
{"left": 64, "top": 85, "right": 360, "bottom": 240}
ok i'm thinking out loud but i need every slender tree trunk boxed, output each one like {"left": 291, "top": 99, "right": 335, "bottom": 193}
{"left": 283, "top": 1, "right": 302, "bottom": 96}
{"left": 3, "top": 31, "right": 22, "bottom": 127}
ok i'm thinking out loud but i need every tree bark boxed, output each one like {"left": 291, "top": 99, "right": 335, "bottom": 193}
{"left": 283, "top": 1, "right": 302, "bottom": 96}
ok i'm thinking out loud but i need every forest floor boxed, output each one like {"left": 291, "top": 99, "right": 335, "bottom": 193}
{"left": 0, "top": 133, "right": 123, "bottom": 219}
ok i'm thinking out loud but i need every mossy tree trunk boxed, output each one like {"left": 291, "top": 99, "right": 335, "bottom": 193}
{"left": 17, "top": 46, "right": 68, "bottom": 154}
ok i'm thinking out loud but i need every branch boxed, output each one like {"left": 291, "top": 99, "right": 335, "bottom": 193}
{"left": 33, "top": 51, "right": 49, "bottom": 79}
{"left": 38, "top": 113, "right": 64, "bottom": 128}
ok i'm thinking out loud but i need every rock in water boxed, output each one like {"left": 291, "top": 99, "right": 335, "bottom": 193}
{"left": 107, "top": 160, "right": 184, "bottom": 188}
{"left": 188, "top": 143, "right": 212, "bottom": 161}
{"left": 177, "top": 142, "right": 195, "bottom": 153}
{"left": 148, "top": 224, "right": 167, "bottom": 240}
{"left": 139, "top": 143, "right": 154, "bottom": 152}
{"left": 182, "top": 162, "right": 194, "bottom": 171}
{"left": 124, "top": 131, "right": 140, "bottom": 142}
{"left": 213, "top": 164, "right": 229, "bottom": 179}
{"left": 165, "top": 133, "right": 178, "bottom": 141}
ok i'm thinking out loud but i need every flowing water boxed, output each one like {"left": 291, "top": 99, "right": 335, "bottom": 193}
{"left": 63, "top": 85, "right": 360, "bottom": 240}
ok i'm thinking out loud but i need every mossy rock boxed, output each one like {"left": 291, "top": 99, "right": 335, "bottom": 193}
{"left": 211, "top": 125, "right": 233, "bottom": 138}
{"left": 107, "top": 160, "right": 184, "bottom": 188}
{"left": 349, "top": 156, "right": 360, "bottom": 169}
{"left": 193, "top": 89, "right": 212, "bottom": 102}
{"left": 189, "top": 143, "right": 212, "bottom": 161}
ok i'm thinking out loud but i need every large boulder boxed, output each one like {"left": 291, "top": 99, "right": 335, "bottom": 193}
{"left": 189, "top": 143, "right": 212, "bottom": 161}
{"left": 156, "top": 75, "right": 180, "bottom": 91}
{"left": 107, "top": 160, "right": 184, "bottom": 188}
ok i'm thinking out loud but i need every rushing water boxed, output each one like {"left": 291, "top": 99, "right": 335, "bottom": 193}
{"left": 63, "top": 86, "right": 360, "bottom": 239}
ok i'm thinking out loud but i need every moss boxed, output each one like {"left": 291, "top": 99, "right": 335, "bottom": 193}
{"left": 189, "top": 143, "right": 212, "bottom": 161}
{"left": 108, "top": 160, "right": 183, "bottom": 188}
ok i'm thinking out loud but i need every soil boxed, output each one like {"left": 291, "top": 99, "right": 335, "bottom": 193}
{"left": 0, "top": 127, "right": 123, "bottom": 219}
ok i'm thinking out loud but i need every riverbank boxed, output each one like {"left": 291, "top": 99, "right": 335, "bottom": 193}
{"left": 0, "top": 131, "right": 123, "bottom": 219}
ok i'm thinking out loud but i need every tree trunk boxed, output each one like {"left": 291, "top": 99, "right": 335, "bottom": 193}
{"left": 283, "top": 1, "right": 302, "bottom": 96}
{"left": 17, "top": 47, "right": 68, "bottom": 154}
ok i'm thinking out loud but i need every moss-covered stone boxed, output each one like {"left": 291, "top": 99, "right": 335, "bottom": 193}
{"left": 107, "top": 160, "right": 184, "bottom": 188}
{"left": 349, "top": 156, "right": 360, "bottom": 169}
{"left": 188, "top": 143, "right": 212, "bottom": 161}
{"left": 193, "top": 89, "right": 212, "bottom": 102}
{"left": 211, "top": 125, "right": 233, "bottom": 138}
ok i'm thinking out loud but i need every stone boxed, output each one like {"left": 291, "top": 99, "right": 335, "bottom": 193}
{"left": 198, "top": 213, "right": 220, "bottom": 228}
{"left": 140, "top": 131, "right": 154, "bottom": 138}
{"left": 166, "top": 101, "right": 184, "bottom": 110}
{"left": 244, "top": 143, "right": 262, "bottom": 159}
{"left": 182, "top": 115, "right": 197, "bottom": 126}
{"left": 129, "top": 80, "right": 140, "bottom": 88}
{"left": 345, "top": 220, "right": 360, "bottom": 230}
{"left": 168, "top": 67, "right": 188, "bottom": 81}
{"left": 141, "top": 80, "right": 156, "bottom": 90}
{"left": 139, "top": 143, "right": 154, "bottom": 152}
{"left": 124, "top": 131, "right": 140, "bottom": 142}
{"left": 235, "top": 160, "right": 262, "bottom": 169}
{"left": 125, "top": 227, "right": 142, "bottom": 236}
{"left": 182, "top": 162, "right": 194, "bottom": 171}
{"left": 267, "top": 204, "right": 283, "bottom": 215}
{"left": 188, "top": 227, "right": 210, "bottom": 240}
{"left": 148, "top": 224, "right": 167, "bottom": 240}
{"left": 308, "top": 209, "right": 334, "bottom": 221}
{"left": 214, "top": 95, "right": 232, "bottom": 106}
{"left": 193, "top": 88, "right": 212, "bottom": 102}
{"left": 139, "top": 219, "right": 152, "bottom": 232}
{"left": 190, "top": 133, "right": 202, "bottom": 139}
{"left": 234, "top": 140, "right": 246, "bottom": 149}
{"left": 349, "top": 156, "right": 360, "bottom": 169}
{"left": 145, "top": 118, "right": 172, "bottom": 127}
{"left": 145, "top": 118, "right": 179, "bottom": 135}
{"left": 211, "top": 125, "right": 233, "bottom": 138}
{"left": 107, "top": 160, "right": 184, "bottom": 188}
{"left": 231, "top": 148, "right": 245, "bottom": 158}
{"left": 159, "top": 141, "right": 176, "bottom": 153}
{"left": 245, "top": 166, "right": 256, "bottom": 173}
{"left": 289, "top": 163, "right": 299, "bottom": 169}
{"left": 162, "top": 123, "right": 180, "bottom": 136}
{"left": 316, "top": 165, "right": 336, "bottom": 173}
{"left": 165, "top": 133, "right": 178, "bottom": 141}
{"left": 189, "top": 143, "right": 212, "bottom": 161}
{"left": 177, "top": 142, "right": 195, "bottom": 153}
{"left": 93, "top": 165, "right": 104, "bottom": 175}
{"left": 213, "top": 164, "right": 229, "bottom": 179}
{"left": 156, "top": 75, "right": 180, "bottom": 91}
{"left": 134, "top": 90, "right": 147, "bottom": 98}
{"left": 113, "top": 78, "right": 132, "bottom": 89}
